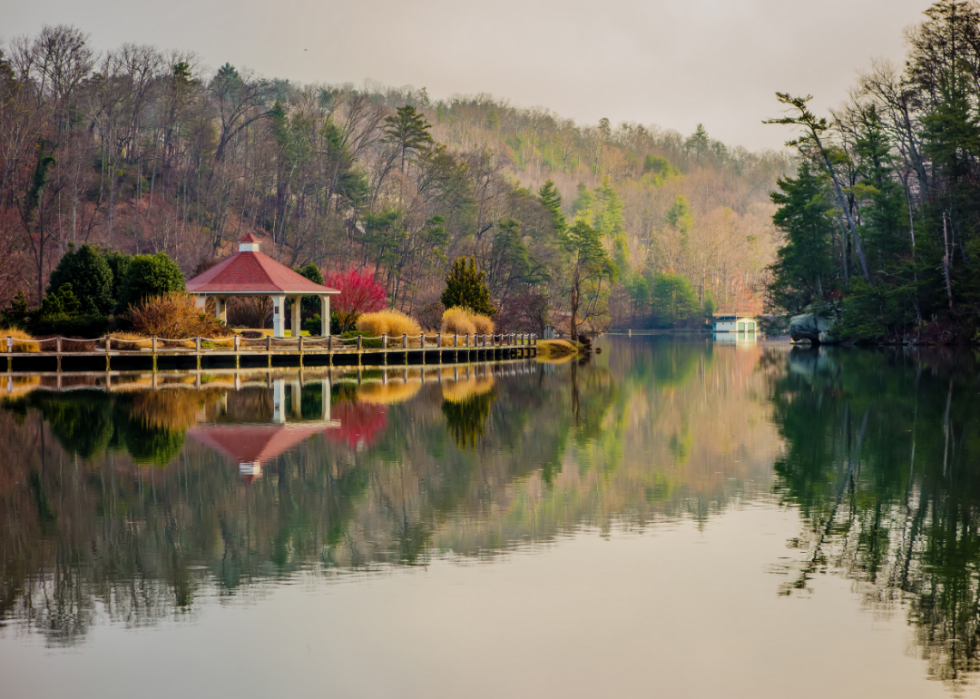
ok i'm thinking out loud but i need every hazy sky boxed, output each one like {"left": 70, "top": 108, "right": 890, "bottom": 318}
{"left": 6, "top": 0, "right": 931, "bottom": 151}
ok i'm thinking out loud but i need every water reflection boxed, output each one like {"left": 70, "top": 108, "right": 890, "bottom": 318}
{"left": 0, "top": 343, "right": 777, "bottom": 649}
{"left": 767, "top": 346, "right": 980, "bottom": 689}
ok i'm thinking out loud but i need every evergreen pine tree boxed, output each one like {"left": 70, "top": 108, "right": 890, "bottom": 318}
{"left": 766, "top": 163, "right": 835, "bottom": 313}
{"left": 383, "top": 105, "right": 434, "bottom": 174}
{"left": 537, "top": 180, "right": 567, "bottom": 238}
{"left": 441, "top": 256, "right": 496, "bottom": 316}
{"left": 651, "top": 272, "right": 700, "bottom": 326}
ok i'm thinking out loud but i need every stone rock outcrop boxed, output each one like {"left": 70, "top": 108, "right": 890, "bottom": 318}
{"left": 789, "top": 303, "right": 840, "bottom": 345}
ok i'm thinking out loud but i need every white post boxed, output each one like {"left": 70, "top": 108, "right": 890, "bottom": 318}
{"left": 321, "top": 378, "right": 331, "bottom": 421}
{"left": 321, "top": 294, "right": 330, "bottom": 337}
{"left": 273, "top": 378, "right": 286, "bottom": 423}
{"left": 271, "top": 294, "right": 286, "bottom": 338}
{"left": 290, "top": 296, "right": 302, "bottom": 339}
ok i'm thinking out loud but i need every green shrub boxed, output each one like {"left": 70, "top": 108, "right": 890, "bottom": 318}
{"left": 303, "top": 314, "right": 322, "bottom": 335}
{"left": 48, "top": 245, "right": 115, "bottom": 315}
{"left": 30, "top": 314, "right": 112, "bottom": 338}
{"left": 104, "top": 250, "right": 132, "bottom": 304}
{"left": 1, "top": 291, "right": 31, "bottom": 329}
{"left": 38, "top": 283, "right": 81, "bottom": 318}
{"left": 839, "top": 276, "right": 916, "bottom": 343}
{"left": 117, "top": 253, "right": 186, "bottom": 311}
{"left": 296, "top": 263, "right": 324, "bottom": 320}
{"left": 28, "top": 284, "right": 112, "bottom": 337}
{"left": 303, "top": 311, "right": 349, "bottom": 336}
{"left": 340, "top": 330, "right": 383, "bottom": 349}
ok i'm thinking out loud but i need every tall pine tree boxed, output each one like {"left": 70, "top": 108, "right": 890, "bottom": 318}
{"left": 441, "top": 256, "right": 496, "bottom": 316}
{"left": 767, "top": 163, "right": 835, "bottom": 313}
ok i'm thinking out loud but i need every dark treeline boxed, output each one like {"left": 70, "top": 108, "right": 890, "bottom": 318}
{"left": 0, "top": 26, "right": 788, "bottom": 332}
{"left": 767, "top": 0, "right": 980, "bottom": 343}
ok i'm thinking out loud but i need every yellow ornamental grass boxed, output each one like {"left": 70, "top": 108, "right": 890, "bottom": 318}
{"left": 441, "top": 377, "right": 495, "bottom": 403}
{"left": 126, "top": 292, "right": 232, "bottom": 339}
{"left": 108, "top": 332, "right": 152, "bottom": 350}
{"left": 469, "top": 312, "right": 495, "bottom": 336}
{"left": 441, "top": 307, "right": 476, "bottom": 337}
{"left": 0, "top": 375, "right": 41, "bottom": 399}
{"left": 1, "top": 328, "right": 40, "bottom": 353}
{"left": 355, "top": 309, "right": 421, "bottom": 337}
{"left": 356, "top": 380, "right": 422, "bottom": 405}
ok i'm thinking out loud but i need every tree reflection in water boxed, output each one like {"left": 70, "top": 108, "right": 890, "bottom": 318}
{"left": 0, "top": 343, "right": 777, "bottom": 647}
{"left": 442, "top": 376, "right": 496, "bottom": 451}
{"left": 767, "top": 347, "right": 980, "bottom": 688}
{"left": 4, "top": 388, "right": 223, "bottom": 465}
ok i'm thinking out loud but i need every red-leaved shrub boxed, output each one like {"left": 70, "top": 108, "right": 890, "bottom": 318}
{"left": 324, "top": 268, "right": 387, "bottom": 332}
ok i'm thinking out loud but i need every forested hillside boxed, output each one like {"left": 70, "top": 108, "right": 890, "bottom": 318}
{"left": 766, "top": 0, "right": 980, "bottom": 343}
{"left": 0, "top": 26, "right": 789, "bottom": 332}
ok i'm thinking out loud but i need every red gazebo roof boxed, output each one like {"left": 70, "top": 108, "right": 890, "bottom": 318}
{"left": 186, "top": 235, "right": 338, "bottom": 294}
{"left": 189, "top": 424, "right": 325, "bottom": 464}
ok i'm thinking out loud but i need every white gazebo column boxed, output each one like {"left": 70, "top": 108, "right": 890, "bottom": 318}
{"left": 320, "top": 295, "right": 331, "bottom": 337}
{"left": 272, "top": 378, "right": 286, "bottom": 423}
{"left": 215, "top": 296, "right": 227, "bottom": 323}
{"left": 291, "top": 379, "right": 303, "bottom": 419}
{"left": 271, "top": 294, "right": 286, "bottom": 338}
{"left": 290, "top": 296, "right": 302, "bottom": 338}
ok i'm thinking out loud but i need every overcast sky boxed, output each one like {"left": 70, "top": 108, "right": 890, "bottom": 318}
{"left": 5, "top": 0, "right": 931, "bottom": 151}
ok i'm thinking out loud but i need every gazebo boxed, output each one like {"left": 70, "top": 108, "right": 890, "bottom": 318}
{"left": 186, "top": 234, "right": 339, "bottom": 337}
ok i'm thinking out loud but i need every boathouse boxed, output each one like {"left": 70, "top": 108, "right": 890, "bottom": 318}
{"left": 711, "top": 313, "right": 757, "bottom": 333}
{"left": 186, "top": 234, "right": 339, "bottom": 338}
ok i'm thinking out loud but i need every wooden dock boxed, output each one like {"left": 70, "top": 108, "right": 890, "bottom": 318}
{"left": 2, "top": 356, "right": 539, "bottom": 396}
{"left": 2, "top": 332, "right": 538, "bottom": 374}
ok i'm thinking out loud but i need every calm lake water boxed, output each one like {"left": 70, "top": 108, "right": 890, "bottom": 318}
{"left": 1, "top": 337, "right": 979, "bottom": 698}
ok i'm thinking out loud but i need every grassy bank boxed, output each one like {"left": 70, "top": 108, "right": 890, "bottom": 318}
{"left": 536, "top": 339, "right": 580, "bottom": 360}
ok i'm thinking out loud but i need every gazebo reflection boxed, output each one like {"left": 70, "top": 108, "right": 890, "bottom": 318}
{"left": 190, "top": 377, "right": 339, "bottom": 482}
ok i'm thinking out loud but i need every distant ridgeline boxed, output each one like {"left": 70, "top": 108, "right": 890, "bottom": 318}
{"left": 0, "top": 27, "right": 789, "bottom": 335}
{"left": 766, "top": 1, "right": 980, "bottom": 344}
